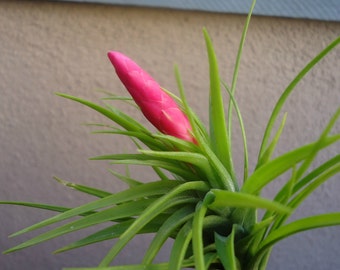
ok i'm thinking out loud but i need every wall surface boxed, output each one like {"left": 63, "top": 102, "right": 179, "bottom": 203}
{"left": 0, "top": 1, "right": 339, "bottom": 270}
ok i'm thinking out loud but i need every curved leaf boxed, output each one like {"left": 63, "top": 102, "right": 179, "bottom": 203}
{"left": 192, "top": 201, "right": 208, "bottom": 270}
{"left": 254, "top": 213, "right": 340, "bottom": 265}
{"left": 207, "top": 189, "right": 291, "bottom": 214}
{"left": 242, "top": 134, "right": 340, "bottom": 194}
{"left": 258, "top": 35, "right": 340, "bottom": 161}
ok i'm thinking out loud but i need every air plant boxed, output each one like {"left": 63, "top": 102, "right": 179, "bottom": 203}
{"left": 2, "top": 0, "right": 340, "bottom": 269}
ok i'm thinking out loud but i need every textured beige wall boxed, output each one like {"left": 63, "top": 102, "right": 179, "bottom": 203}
{"left": 0, "top": 1, "right": 339, "bottom": 269}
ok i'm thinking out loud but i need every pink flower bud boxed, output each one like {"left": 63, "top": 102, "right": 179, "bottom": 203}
{"left": 107, "top": 51, "right": 196, "bottom": 144}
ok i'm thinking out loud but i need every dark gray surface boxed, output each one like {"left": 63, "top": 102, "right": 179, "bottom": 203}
{"left": 58, "top": 0, "right": 340, "bottom": 21}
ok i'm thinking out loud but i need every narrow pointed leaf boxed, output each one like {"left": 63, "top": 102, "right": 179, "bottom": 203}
{"left": 56, "top": 93, "right": 148, "bottom": 132}
{"left": 54, "top": 221, "right": 135, "bottom": 253}
{"left": 99, "top": 181, "right": 208, "bottom": 266}
{"left": 294, "top": 108, "right": 340, "bottom": 181}
{"left": 258, "top": 213, "right": 340, "bottom": 254}
{"left": 256, "top": 113, "right": 287, "bottom": 169}
{"left": 9, "top": 180, "right": 181, "bottom": 237}
{"left": 274, "top": 163, "right": 340, "bottom": 229}
{"left": 0, "top": 201, "right": 72, "bottom": 214}
{"left": 262, "top": 156, "right": 340, "bottom": 224}
{"left": 108, "top": 169, "right": 143, "bottom": 187}
{"left": 54, "top": 177, "right": 111, "bottom": 198}
{"left": 227, "top": 0, "right": 255, "bottom": 179}
{"left": 223, "top": 81, "right": 249, "bottom": 182}
{"left": 55, "top": 215, "right": 168, "bottom": 254}
{"left": 4, "top": 198, "right": 158, "bottom": 254}
{"left": 242, "top": 134, "right": 340, "bottom": 194}
{"left": 174, "top": 65, "right": 206, "bottom": 147}
{"left": 92, "top": 129, "right": 162, "bottom": 150}
{"left": 294, "top": 154, "right": 340, "bottom": 194}
{"left": 203, "top": 28, "right": 234, "bottom": 177}
{"left": 174, "top": 65, "right": 236, "bottom": 190}
{"left": 258, "top": 35, "right": 340, "bottom": 160}
{"left": 99, "top": 196, "right": 197, "bottom": 266}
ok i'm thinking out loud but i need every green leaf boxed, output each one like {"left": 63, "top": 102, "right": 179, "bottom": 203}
{"left": 151, "top": 166, "right": 170, "bottom": 181}
{"left": 108, "top": 169, "right": 143, "bottom": 187}
{"left": 207, "top": 189, "right": 291, "bottom": 214}
{"left": 56, "top": 93, "right": 148, "bottom": 133}
{"left": 174, "top": 65, "right": 236, "bottom": 191}
{"left": 0, "top": 201, "right": 73, "bottom": 214}
{"left": 112, "top": 159, "right": 198, "bottom": 181}
{"left": 8, "top": 180, "right": 181, "bottom": 238}
{"left": 90, "top": 153, "right": 151, "bottom": 161}
{"left": 55, "top": 221, "right": 135, "bottom": 253}
{"left": 140, "top": 150, "right": 206, "bottom": 167}
{"left": 168, "top": 220, "right": 193, "bottom": 270}
{"left": 54, "top": 177, "right": 111, "bottom": 198}
{"left": 95, "top": 88, "right": 133, "bottom": 102}
{"left": 203, "top": 28, "right": 234, "bottom": 179}
{"left": 242, "top": 134, "right": 340, "bottom": 194}
{"left": 140, "top": 150, "right": 216, "bottom": 186}
{"left": 294, "top": 154, "right": 340, "bottom": 194}
{"left": 274, "top": 163, "right": 340, "bottom": 229}
{"left": 192, "top": 201, "right": 208, "bottom": 270}
{"left": 234, "top": 216, "right": 275, "bottom": 257}
{"left": 294, "top": 108, "right": 340, "bottom": 181}
{"left": 262, "top": 154, "right": 340, "bottom": 224}
{"left": 98, "top": 181, "right": 208, "bottom": 266}
{"left": 152, "top": 133, "right": 199, "bottom": 153}
{"left": 65, "top": 255, "right": 201, "bottom": 270}
{"left": 204, "top": 252, "right": 219, "bottom": 269}
{"left": 100, "top": 94, "right": 135, "bottom": 106}
{"left": 162, "top": 86, "right": 209, "bottom": 141}
{"left": 91, "top": 153, "right": 199, "bottom": 180}
{"left": 99, "top": 195, "right": 197, "bottom": 267}
{"left": 227, "top": 0, "right": 256, "bottom": 179}
{"left": 215, "top": 225, "right": 241, "bottom": 270}
{"left": 64, "top": 264, "right": 168, "bottom": 270}
{"left": 142, "top": 205, "right": 195, "bottom": 264}
{"left": 228, "top": 0, "right": 256, "bottom": 123}
{"left": 4, "top": 198, "right": 158, "bottom": 254}
{"left": 222, "top": 81, "right": 249, "bottom": 182}
{"left": 173, "top": 65, "right": 208, "bottom": 147}
{"left": 55, "top": 215, "right": 169, "bottom": 254}
{"left": 202, "top": 139, "right": 237, "bottom": 191}
{"left": 256, "top": 113, "right": 287, "bottom": 169}
{"left": 258, "top": 35, "right": 340, "bottom": 161}
{"left": 104, "top": 103, "right": 152, "bottom": 134}
{"left": 92, "top": 129, "right": 163, "bottom": 150}
{"left": 250, "top": 213, "right": 340, "bottom": 269}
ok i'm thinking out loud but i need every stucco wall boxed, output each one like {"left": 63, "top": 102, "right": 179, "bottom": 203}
{"left": 0, "top": 1, "right": 339, "bottom": 269}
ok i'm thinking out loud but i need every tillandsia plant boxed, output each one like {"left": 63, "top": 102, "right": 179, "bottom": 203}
{"left": 2, "top": 0, "right": 340, "bottom": 269}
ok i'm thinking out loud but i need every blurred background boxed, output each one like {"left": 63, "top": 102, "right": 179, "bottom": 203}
{"left": 0, "top": 1, "right": 339, "bottom": 269}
